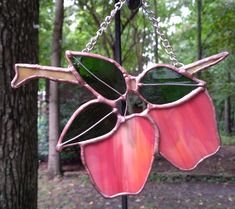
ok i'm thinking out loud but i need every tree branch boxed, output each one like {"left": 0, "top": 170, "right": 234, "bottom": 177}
{"left": 121, "top": 9, "right": 139, "bottom": 34}
{"left": 76, "top": 1, "right": 113, "bottom": 56}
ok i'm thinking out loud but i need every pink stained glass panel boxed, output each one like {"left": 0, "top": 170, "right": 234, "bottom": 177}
{"left": 81, "top": 116, "right": 157, "bottom": 198}
{"left": 149, "top": 91, "right": 220, "bottom": 170}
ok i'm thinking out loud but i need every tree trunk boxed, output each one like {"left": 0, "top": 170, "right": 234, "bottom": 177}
{"left": 197, "top": 0, "right": 202, "bottom": 60}
{"left": 224, "top": 71, "right": 232, "bottom": 135}
{"left": 154, "top": 0, "right": 159, "bottom": 63}
{"left": 0, "top": 0, "right": 39, "bottom": 209}
{"left": 48, "top": 0, "right": 64, "bottom": 178}
{"left": 224, "top": 97, "right": 231, "bottom": 135}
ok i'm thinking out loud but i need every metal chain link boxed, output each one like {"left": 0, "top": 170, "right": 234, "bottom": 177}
{"left": 82, "top": 0, "right": 183, "bottom": 67}
{"left": 141, "top": 0, "right": 184, "bottom": 67}
{"left": 82, "top": 0, "right": 127, "bottom": 52}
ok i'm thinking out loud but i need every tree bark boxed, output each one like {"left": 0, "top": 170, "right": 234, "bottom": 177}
{"left": 48, "top": 0, "right": 64, "bottom": 178}
{"left": 0, "top": 0, "right": 39, "bottom": 209}
{"left": 224, "top": 71, "right": 232, "bottom": 135}
{"left": 197, "top": 0, "right": 202, "bottom": 60}
{"left": 224, "top": 97, "right": 231, "bottom": 135}
{"left": 154, "top": 0, "right": 159, "bottom": 63}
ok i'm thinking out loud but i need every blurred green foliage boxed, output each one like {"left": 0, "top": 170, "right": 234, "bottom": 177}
{"left": 38, "top": 100, "right": 48, "bottom": 160}
{"left": 221, "top": 135, "right": 235, "bottom": 146}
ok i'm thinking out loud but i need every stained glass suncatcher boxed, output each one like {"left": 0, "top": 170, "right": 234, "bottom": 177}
{"left": 11, "top": 51, "right": 229, "bottom": 197}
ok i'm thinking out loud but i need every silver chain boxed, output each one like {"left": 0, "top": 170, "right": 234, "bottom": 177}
{"left": 82, "top": 0, "right": 127, "bottom": 52}
{"left": 82, "top": 0, "right": 183, "bottom": 67}
{"left": 141, "top": 0, "right": 184, "bottom": 67}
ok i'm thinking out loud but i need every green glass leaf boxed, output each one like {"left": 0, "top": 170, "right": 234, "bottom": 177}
{"left": 62, "top": 102, "right": 117, "bottom": 144}
{"left": 139, "top": 66, "right": 199, "bottom": 104}
{"left": 71, "top": 55, "right": 126, "bottom": 100}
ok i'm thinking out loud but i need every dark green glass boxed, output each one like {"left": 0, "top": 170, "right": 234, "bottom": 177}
{"left": 71, "top": 55, "right": 126, "bottom": 100}
{"left": 139, "top": 67, "right": 198, "bottom": 104}
{"left": 62, "top": 102, "right": 117, "bottom": 144}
